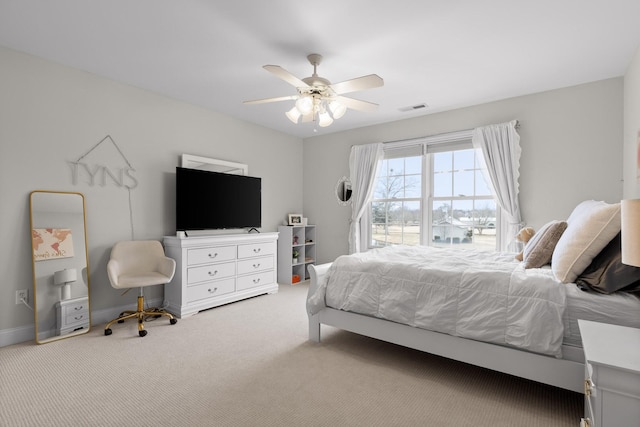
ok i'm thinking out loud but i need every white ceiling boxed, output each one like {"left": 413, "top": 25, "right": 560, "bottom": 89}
{"left": 1, "top": 0, "right": 640, "bottom": 139}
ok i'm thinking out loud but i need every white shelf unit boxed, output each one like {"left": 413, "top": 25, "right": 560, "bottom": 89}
{"left": 277, "top": 225, "right": 316, "bottom": 284}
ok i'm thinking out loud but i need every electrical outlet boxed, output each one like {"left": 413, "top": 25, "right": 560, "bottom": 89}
{"left": 15, "top": 289, "right": 28, "bottom": 305}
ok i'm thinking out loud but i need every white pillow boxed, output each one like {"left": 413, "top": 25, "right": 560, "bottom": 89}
{"left": 551, "top": 200, "right": 621, "bottom": 283}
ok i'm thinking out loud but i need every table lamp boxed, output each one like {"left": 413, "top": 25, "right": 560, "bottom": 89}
{"left": 53, "top": 268, "right": 77, "bottom": 300}
{"left": 621, "top": 199, "right": 640, "bottom": 267}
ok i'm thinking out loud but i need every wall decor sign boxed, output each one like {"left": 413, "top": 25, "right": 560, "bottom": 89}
{"left": 32, "top": 228, "right": 74, "bottom": 261}
{"left": 70, "top": 135, "right": 138, "bottom": 188}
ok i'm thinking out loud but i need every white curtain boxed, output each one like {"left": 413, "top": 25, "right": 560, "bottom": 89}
{"left": 472, "top": 120, "right": 522, "bottom": 252}
{"left": 349, "top": 143, "right": 383, "bottom": 254}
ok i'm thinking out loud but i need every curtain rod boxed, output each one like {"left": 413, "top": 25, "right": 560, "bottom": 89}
{"left": 381, "top": 120, "right": 519, "bottom": 147}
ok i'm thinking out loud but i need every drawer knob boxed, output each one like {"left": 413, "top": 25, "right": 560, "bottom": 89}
{"left": 253, "top": 248, "right": 261, "bottom": 253}
{"left": 253, "top": 278, "right": 261, "bottom": 284}
{"left": 253, "top": 263, "right": 260, "bottom": 269}
{"left": 207, "top": 287, "right": 218, "bottom": 294}
{"left": 208, "top": 270, "right": 218, "bottom": 276}
{"left": 74, "top": 306, "right": 84, "bottom": 311}
{"left": 208, "top": 253, "right": 218, "bottom": 258}
{"left": 74, "top": 315, "right": 84, "bottom": 321}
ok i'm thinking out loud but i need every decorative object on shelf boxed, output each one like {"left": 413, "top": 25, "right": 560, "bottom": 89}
{"left": 288, "top": 213, "right": 303, "bottom": 225}
{"left": 53, "top": 268, "right": 77, "bottom": 301}
{"left": 293, "top": 235, "right": 299, "bottom": 245}
{"left": 244, "top": 53, "right": 383, "bottom": 128}
{"left": 302, "top": 217, "right": 308, "bottom": 225}
{"left": 292, "top": 249, "right": 299, "bottom": 264}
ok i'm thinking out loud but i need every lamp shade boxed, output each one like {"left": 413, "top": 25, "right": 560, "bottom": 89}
{"left": 329, "top": 100, "right": 347, "bottom": 119}
{"left": 285, "top": 107, "right": 301, "bottom": 123}
{"left": 621, "top": 199, "right": 640, "bottom": 267}
{"left": 295, "top": 96, "right": 313, "bottom": 115}
{"left": 54, "top": 268, "right": 77, "bottom": 285}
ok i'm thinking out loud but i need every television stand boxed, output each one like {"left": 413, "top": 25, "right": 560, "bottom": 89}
{"left": 163, "top": 232, "right": 279, "bottom": 318}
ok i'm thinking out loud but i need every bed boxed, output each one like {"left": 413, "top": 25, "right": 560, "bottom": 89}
{"left": 306, "top": 201, "right": 640, "bottom": 393}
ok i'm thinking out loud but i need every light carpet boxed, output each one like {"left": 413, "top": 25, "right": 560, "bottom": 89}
{"left": 0, "top": 283, "right": 582, "bottom": 426}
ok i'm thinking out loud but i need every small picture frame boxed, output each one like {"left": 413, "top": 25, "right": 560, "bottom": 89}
{"left": 288, "top": 214, "right": 303, "bottom": 225}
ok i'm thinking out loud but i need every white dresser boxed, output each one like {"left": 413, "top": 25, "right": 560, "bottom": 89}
{"left": 578, "top": 320, "right": 640, "bottom": 427}
{"left": 163, "top": 233, "right": 278, "bottom": 318}
{"left": 56, "top": 296, "right": 90, "bottom": 336}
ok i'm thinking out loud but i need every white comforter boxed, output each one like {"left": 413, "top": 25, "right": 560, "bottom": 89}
{"left": 307, "top": 245, "right": 567, "bottom": 357}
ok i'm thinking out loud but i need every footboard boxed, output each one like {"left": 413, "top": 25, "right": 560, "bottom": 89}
{"left": 307, "top": 263, "right": 331, "bottom": 342}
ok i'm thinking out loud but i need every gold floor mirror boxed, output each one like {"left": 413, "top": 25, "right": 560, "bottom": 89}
{"left": 29, "top": 191, "right": 91, "bottom": 343}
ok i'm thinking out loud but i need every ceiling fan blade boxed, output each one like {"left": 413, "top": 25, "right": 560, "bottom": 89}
{"left": 336, "top": 96, "right": 379, "bottom": 112}
{"left": 263, "top": 65, "right": 309, "bottom": 88}
{"left": 330, "top": 74, "right": 383, "bottom": 95}
{"left": 243, "top": 95, "right": 297, "bottom": 105}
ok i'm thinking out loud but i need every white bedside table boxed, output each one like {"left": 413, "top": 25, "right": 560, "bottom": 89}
{"left": 578, "top": 320, "right": 640, "bottom": 427}
{"left": 56, "top": 296, "right": 90, "bottom": 336}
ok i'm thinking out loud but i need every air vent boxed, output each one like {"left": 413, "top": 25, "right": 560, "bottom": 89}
{"left": 399, "top": 103, "right": 429, "bottom": 112}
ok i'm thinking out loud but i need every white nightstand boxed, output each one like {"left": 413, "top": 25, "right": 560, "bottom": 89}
{"left": 56, "top": 296, "right": 90, "bottom": 336}
{"left": 578, "top": 320, "right": 640, "bottom": 427}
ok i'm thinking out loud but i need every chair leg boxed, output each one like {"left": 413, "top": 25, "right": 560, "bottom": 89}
{"left": 104, "top": 294, "right": 177, "bottom": 337}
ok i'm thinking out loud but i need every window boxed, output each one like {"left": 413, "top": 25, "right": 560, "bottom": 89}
{"left": 369, "top": 137, "right": 498, "bottom": 250}
{"left": 371, "top": 156, "right": 422, "bottom": 246}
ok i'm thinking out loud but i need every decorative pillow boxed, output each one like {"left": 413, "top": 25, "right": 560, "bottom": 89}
{"left": 522, "top": 220, "right": 567, "bottom": 269}
{"left": 551, "top": 200, "right": 621, "bottom": 283}
{"left": 575, "top": 233, "right": 640, "bottom": 294}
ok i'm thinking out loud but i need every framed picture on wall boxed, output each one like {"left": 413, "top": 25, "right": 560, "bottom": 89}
{"left": 288, "top": 214, "right": 303, "bottom": 225}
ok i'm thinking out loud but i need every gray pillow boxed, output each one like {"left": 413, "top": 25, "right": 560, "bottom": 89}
{"left": 575, "top": 233, "right": 640, "bottom": 294}
{"left": 523, "top": 220, "right": 568, "bottom": 269}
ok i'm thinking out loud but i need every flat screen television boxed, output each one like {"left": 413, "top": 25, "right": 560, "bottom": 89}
{"left": 176, "top": 167, "right": 261, "bottom": 231}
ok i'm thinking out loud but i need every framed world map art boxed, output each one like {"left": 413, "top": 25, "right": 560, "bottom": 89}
{"left": 32, "top": 228, "right": 74, "bottom": 261}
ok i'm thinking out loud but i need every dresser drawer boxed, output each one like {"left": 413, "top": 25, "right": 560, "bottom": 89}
{"left": 238, "top": 242, "right": 275, "bottom": 259}
{"left": 187, "top": 278, "right": 235, "bottom": 302}
{"left": 64, "top": 311, "right": 89, "bottom": 327}
{"left": 187, "top": 245, "right": 236, "bottom": 265}
{"left": 187, "top": 261, "right": 236, "bottom": 284}
{"left": 237, "top": 256, "right": 273, "bottom": 275}
{"left": 237, "top": 271, "right": 274, "bottom": 291}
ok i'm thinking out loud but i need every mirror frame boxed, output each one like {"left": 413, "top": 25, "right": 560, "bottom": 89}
{"left": 29, "top": 190, "right": 91, "bottom": 343}
{"left": 335, "top": 176, "right": 352, "bottom": 206}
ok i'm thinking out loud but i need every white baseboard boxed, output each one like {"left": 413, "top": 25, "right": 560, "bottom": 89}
{"left": 0, "top": 297, "right": 164, "bottom": 348}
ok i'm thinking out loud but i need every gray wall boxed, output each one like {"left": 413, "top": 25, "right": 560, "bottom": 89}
{"left": 0, "top": 46, "right": 303, "bottom": 344}
{"left": 303, "top": 78, "right": 624, "bottom": 264}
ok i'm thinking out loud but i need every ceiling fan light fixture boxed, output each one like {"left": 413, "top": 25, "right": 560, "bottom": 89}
{"left": 329, "top": 100, "right": 347, "bottom": 119}
{"left": 285, "top": 107, "right": 301, "bottom": 123}
{"left": 318, "top": 111, "right": 333, "bottom": 127}
{"left": 295, "top": 95, "right": 314, "bottom": 115}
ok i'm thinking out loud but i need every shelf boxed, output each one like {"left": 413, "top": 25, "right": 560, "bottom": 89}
{"left": 278, "top": 225, "right": 317, "bottom": 285}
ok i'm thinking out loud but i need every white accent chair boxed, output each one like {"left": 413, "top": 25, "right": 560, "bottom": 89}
{"left": 105, "top": 240, "right": 177, "bottom": 337}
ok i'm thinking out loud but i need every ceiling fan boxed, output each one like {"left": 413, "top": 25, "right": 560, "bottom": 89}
{"left": 244, "top": 53, "right": 384, "bottom": 128}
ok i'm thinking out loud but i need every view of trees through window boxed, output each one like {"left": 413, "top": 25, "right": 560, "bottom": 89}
{"left": 370, "top": 148, "right": 497, "bottom": 250}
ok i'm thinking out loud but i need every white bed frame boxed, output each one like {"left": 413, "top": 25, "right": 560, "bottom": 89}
{"left": 308, "top": 263, "right": 585, "bottom": 393}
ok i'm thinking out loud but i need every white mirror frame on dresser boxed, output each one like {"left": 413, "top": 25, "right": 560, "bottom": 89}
{"left": 181, "top": 154, "right": 248, "bottom": 175}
